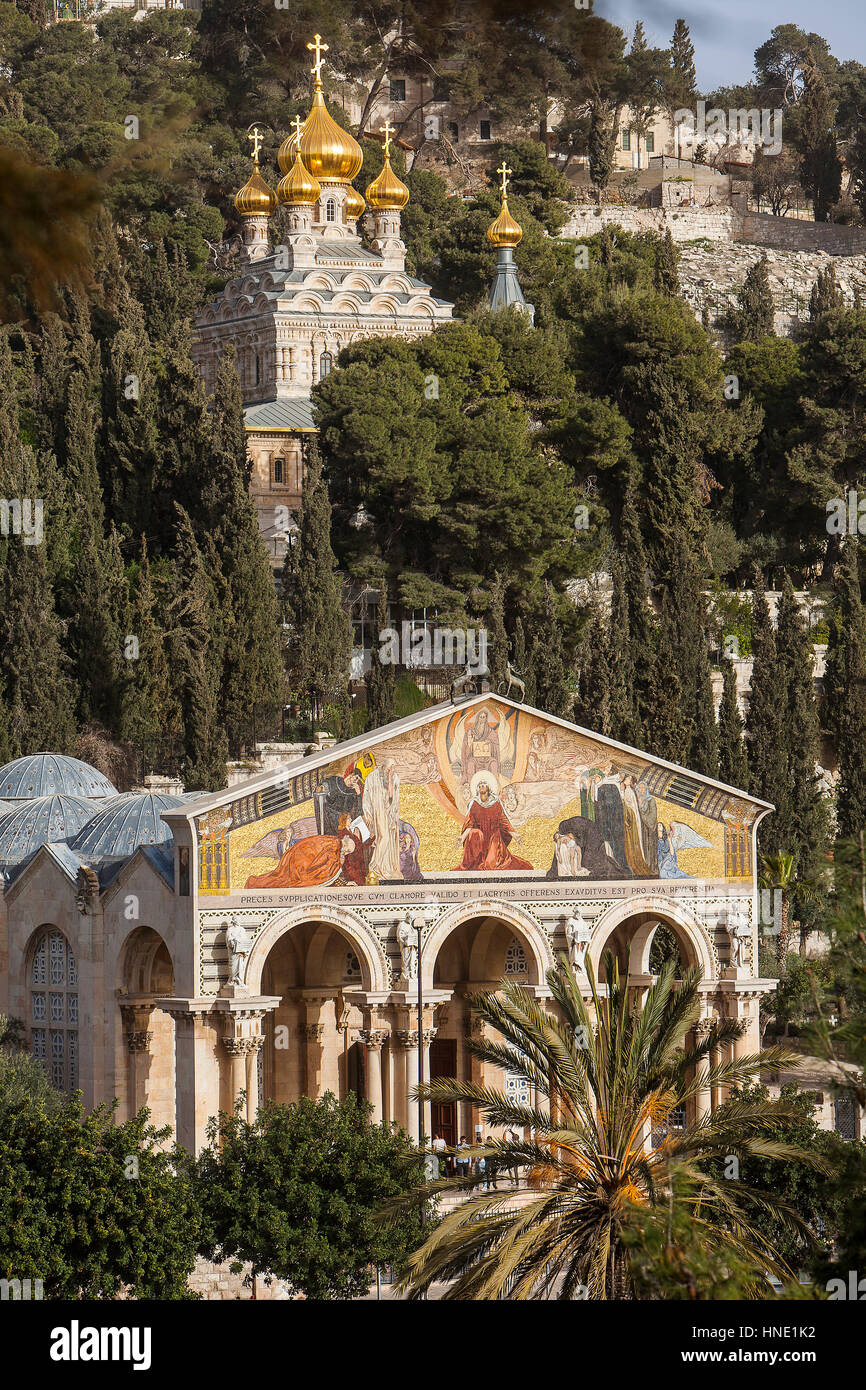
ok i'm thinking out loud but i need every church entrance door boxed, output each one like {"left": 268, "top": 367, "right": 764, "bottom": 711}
{"left": 430, "top": 1037, "right": 457, "bottom": 1147}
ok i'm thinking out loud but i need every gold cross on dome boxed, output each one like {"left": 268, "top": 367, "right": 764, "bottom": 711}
{"left": 307, "top": 33, "right": 329, "bottom": 85}
{"left": 497, "top": 161, "right": 512, "bottom": 197}
{"left": 290, "top": 115, "right": 304, "bottom": 148}
{"left": 380, "top": 120, "right": 395, "bottom": 159}
{"left": 248, "top": 126, "right": 263, "bottom": 161}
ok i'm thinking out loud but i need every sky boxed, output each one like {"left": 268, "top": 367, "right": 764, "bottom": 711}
{"left": 595, "top": 0, "right": 866, "bottom": 92}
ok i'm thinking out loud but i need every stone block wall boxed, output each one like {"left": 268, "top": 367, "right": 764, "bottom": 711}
{"left": 741, "top": 212, "right": 866, "bottom": 256}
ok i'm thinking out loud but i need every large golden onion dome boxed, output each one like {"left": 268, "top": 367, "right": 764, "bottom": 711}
{"left": 277, "top": 149, "right": 321, "bottom": 207}
{"left": 344, "top": 184, "right": 366, "bottom": 221}
{"left": 234, "top": 156, "right": 279, "bottom": 218}
{"left": 365, "top": 153, "right": 409, "bottom": 211}
{"left": 487, "top": 196, "right": 522, "bottom": 248}
{"left": 298, "top": 85, "right": 363, "bottom": 185}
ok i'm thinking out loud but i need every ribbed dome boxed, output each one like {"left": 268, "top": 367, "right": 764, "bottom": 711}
{"left": 365, "top": 155, "right": 408, "bottom": 211}
{"left": 297, "top": 87, "right": 363, "bottom": 185}
{"left": 0, "top": 795, "right": 97, "bottom": 869}
{"left": 235, "top": 160, "right": 279, "bottom": 217}
{"left": 345, "top": 183, "right": 366, "bottom": 221}
{"left": 67, "top": 791, "right": 186, "bottom": 863}
{"left": 277, "top": 150, "right": 321, "bottom": 206}
{"left": 487, "top": 197, "right": 523, "bottom": 248}
{"left": 0, "top": 754, "right": 117, "bottom": 802}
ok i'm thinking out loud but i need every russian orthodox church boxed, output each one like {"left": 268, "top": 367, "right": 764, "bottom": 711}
{"left": 191, "top": 33, "right": 533, "bottom": 558}
{"left": 6, "top": 696, "right": 855, "bottom": 1166}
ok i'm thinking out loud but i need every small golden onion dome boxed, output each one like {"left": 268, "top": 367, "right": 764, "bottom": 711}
{"left": 299, "top": 87, "right": 363, "bottom": 184}
{"left": 365, "top": 154, "right": 409, "bottom": 211}
{"left": 277, "top": 119, "right": 305, "bottom": 174}
{"left": 277, "top": 150, "right": 321, "bottom": 206}
{"left": 345, "top": 184, "right": 366, "bottom": 221}
{"left": 234, "top": 161, "right": 279, "bottom": 218}
{"left": 487, "top": 196, "right": 522, "bottom": 248}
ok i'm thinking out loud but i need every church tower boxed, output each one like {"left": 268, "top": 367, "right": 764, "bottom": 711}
{"left": 486, "top": 162, "right": 535, "bottom": 325}
{"left": 192, "top": 32, "right": 454, "bottom": 564}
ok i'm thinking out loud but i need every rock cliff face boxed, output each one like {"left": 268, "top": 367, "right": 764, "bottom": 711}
{"left": 560, "top": 204, "right": 866, "bottom": 337}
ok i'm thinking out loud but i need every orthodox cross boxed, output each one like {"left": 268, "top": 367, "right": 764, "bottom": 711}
{"left": 380, "top": 119, "right": 395, "bottom": 159}
{"left": 290, "top": 115, "right": 304, "bottom": 149}
{"left": 307, "top": 33, "right": 329, "bottom": 85}
{"left": 248, "top": 126, "right": 263, "bottom": 162}
{"left": 497, "top": 161, "right": 512, "bottom": 198}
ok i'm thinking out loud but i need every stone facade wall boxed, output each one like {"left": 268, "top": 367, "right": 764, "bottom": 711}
{"left": 562, "top": 205, "right": 739, "bottom": 244}
{"left": 187, "top": 1257, "right": 296, "bottom": 1300}
{"left": 741, "top": 212, "right": 866, "bottom": 256}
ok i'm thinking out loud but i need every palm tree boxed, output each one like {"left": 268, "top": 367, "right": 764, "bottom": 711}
{"left": 760, "top": 852, "right": 821, "bottom": 960}
{"left": 394, "top": 953, "right": 824, "bottom": 1299}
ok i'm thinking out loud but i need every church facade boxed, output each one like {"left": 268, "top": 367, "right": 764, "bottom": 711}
{"left": 1, "top": 697, "right": 784, "bottom": 1154}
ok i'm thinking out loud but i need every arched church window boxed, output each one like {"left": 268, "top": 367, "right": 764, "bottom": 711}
{"left": 505, "top": 937, "right": 527, "bottom": 975}
{"left": 325, "top": 199, "right": 337, "bottom": 223}
{"left": 319, "top": 351, "right": 333, "bottom": 379}
{"left": 273, "top": 457, "right": 285, "bottom": 485}
{"left": 30, "top": 929, "right": 78, "bottom": 1094}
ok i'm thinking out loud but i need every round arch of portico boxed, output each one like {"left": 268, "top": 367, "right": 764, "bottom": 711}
{"left": 420, "top": 898, "right": 555, "bottom": 991}
{"left": 586, "top": 895, "right": 716, "bottom": 980}
{"left": 243, "top": 902, "right": 389, "bottom": 995}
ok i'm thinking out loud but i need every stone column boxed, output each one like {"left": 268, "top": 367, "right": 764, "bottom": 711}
{"left": 300, "top": 993, "right": 332, "bottom": 1098}
{"left": 120, "top": 1002, "right": 154, "bottom": 1120}
{"left": 224, "top": 1037, "right": 249, "bottom": 1114}
{"left": 694, "top": 1018, "right": 714, "bottom": 1124}
{"left": 400, "top": 1030, "right": 420, "bottom": 1142}
{"left": 162, "top": 1001, "right": 214, "bottom": 1155}
{"left": 360, "top": 1030, "right": 387, "bottom": 1123}
{"left": 421, "top": 1028, "right": 436, "bottom": 1145}
{"left": 245, "top": 1036, "right": 265, "bottom": 1121}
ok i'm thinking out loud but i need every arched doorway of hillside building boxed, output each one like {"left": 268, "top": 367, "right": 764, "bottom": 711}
{"left": 116, "top": 926, "right": 176, "bottom": 1130}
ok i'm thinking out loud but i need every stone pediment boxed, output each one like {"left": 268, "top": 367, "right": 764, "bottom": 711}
{"left": 162, "top": 696, "right": 771, "bottom": 902}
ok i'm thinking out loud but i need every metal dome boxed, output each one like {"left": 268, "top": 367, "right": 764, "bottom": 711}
{"left": 67, "top": 792, "right": 186, "bottom": 863}
{"left": 0, "top": 795, "right": 98, "bottom": 869}
{"left": 0, "top": 753, "right": 117, "bottom": 802}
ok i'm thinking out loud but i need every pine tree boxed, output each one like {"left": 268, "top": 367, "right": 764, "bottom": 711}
{"left": 732, "top": 256, "right": 775, "bottom": 342}
{"left": 287, "top": 439, "right": 352, "bottom": 723}
{"left": 531, "top": 583, "right": 572, "bottom": 718}
{"left": 365, "top": 582, "right": 396, "bottom": 731}
{"left": 206, "top": 349, "right": 283, "bottom": 751}
{"left": 809, "top": 262, "right": 844, "bottom": 320}
{"left": 745, "top": 571, "right": 787, "bottom": 853}
{"left": 823, "top": 539, "right": 866, "bottom": 840}
{"left": 717, "top": 654, "right": 748, "bottom": 790}
{"left": 165, "top": 505, "right": 227, "bottom": 792}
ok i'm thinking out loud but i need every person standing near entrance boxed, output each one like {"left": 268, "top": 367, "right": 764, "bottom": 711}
{"left": 455, "top": 1136, "right": 471, "bottom": 1177}
{"left": 485, "top": 1136, "right": 497, "bottom": 1190}
{"left": 502, "top": 1126, "right": 520, "bottom": 1186}
{"left": 431, "top": 1132, "right": 447, "bottom": 1177}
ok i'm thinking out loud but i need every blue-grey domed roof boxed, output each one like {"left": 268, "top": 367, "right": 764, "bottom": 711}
{"left": 0, "top": 753, "right": 117, "bottom": 802}
{"left": 67, "top": 792, "right": 186, "bottom": 863}
{"left": 0, "top": 794, "right": 98, "bottom": 869}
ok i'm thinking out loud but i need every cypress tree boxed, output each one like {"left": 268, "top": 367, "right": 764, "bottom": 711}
{"left": 574, "top": 607, "right": 610, "bottom": 736}
{"left": 531, "top": 582, "right": 572, "bottom": 718}
{"left": 745, "top": 571, "right": 787, "bottom": 852}
{"left": 620, "top": 477, "right": 654, "bottom": 737}
{"left": 717, "top": 653, "right": 748, "bottom": 789}
{"left": 798, "top": 59, "right": 842, "bottom": 223}
{"left": 101, "top": 293, "right": 159, "bottom": 537}
{"left": 732, "top": 256, "right": 775, "bottom": 342}
{"left": 0, "top": 333, "right": 76, "bottom": 755}
{"left": 823, "top": 539, "right": 866, "bottom": 840}
{"left": 511, "top": 617, "right": 535, "bottom": 706}
{"left": 118, "top": 537, "right": 177, "bottom": 760}
{"left": 165, "top": 505, "right": 227, "bottom": 792}
{"left": 606, "top": 552, "right": 636, "bottom": 743}
{"left": 152, "top": 323, "right": 212, "bottom": 549}
{"left": 206, "top": 350, "right": 283, "bottom": 751}
{"left": 486, "top": 569, "right": 509, "bottom": 690}
{"left": 808, "top": 262, "right": 844, "bottom": 320}
{"left": 365, "top": 582, "right": 396, "bottom": 731}
{"left": 645, "top": 587, "right": 690, "bottom": 765}
{"left": 287, "top": 439, "right": 352, "bottom": 724}
{"left": 775, "top": 573, "right": 826, "bottom": 875}
{"left": 653, "top": 229, "right": 679, "bottom": 295}
{"left": 35, "top": 312, "right": 70, "bottom": 460}
{"left": 653, "top": 537, "right": 718, "bottom": 775}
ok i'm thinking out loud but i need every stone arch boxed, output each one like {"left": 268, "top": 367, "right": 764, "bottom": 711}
{"left": 245, "top": 903, "right": 389, "bottom": 994}
{"left": 421, "top": 898, "right": 554, "bottom": 990}
{"left": 116, "top": 923, "right": 175, "bottom": 996}
{"left": 115, "top": 925, "right": 177, "bottom": 1129}
{"left": 24, "top": 923, "right": 79, "bottom": 1094}
{"left": 586, "top": 896, "right": 715, "bottom": 981}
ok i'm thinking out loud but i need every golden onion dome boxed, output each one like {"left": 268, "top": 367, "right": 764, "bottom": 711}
{"left": 234, "top": 158, "right": 279, "bottom": 218}
{"left": 298, "top": 85, "right": 363, "bottom": 185}
{"left": 365, "top": 154, "right": 409, "bottom": 211}
{"left": 344, "top": 184, "right": 366, "bottom": 221}
{"left": 486, "top": 196, "right": 523, "bottom": 248}
{"left": 277, "top": 150, "right": 321, "bottom": 207}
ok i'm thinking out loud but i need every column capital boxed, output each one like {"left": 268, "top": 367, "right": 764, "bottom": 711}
{"left": 301, "top": 1022, "right": 325, "bottom": 1042}
{"left": 397, "top": 1029, "right": 418, "bottom": 1049}
{"left": 360, "top": 1029, "right": 388, "bottom": 1051}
